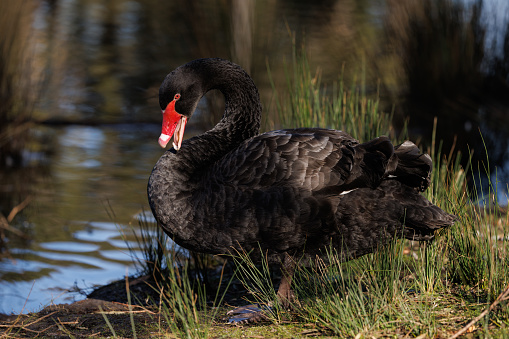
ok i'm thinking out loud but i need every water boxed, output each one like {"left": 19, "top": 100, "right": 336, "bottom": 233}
{"left": 1, "top": 0, "right": 508, "bottom": 315}
{"left": 0, "top": 124, "right": 160, "bottom": 314}
{"left": 0, "top": 223, "right": 134, "bottom": 314}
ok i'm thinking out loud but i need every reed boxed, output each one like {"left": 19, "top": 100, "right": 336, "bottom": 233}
{"left": 0, "top": 1, "right": 39, "bottom": 168}
{"left": 266, "top": 41, "right": 406, "bottom": 143}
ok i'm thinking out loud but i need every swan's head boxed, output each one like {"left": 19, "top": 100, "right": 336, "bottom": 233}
{"left": 158, "top": 61, "right": 206, "bottom": 149}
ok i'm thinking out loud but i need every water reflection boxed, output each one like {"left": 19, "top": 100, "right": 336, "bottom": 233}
{"left": 1, "top": 0, "right": 509, "bottom": 315}
{"left": 0, "top": 220, "right": 139, "bottom": 314}
{"left": 39, "top": 242, "right": 100, "bottom": 252}
{"left": 0, "top": 124, "right": 160, "bottom": 314}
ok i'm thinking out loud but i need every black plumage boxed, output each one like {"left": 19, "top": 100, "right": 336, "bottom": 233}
{"left": 148, "top": 58, "right": 456, "bottom": 318}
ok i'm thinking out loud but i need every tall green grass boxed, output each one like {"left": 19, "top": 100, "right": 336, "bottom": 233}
{"left": 267, "top": 41, "right": 406, "bottom": 143}
{"left": 120, "top": 213, "right": 232, "bottom": 339}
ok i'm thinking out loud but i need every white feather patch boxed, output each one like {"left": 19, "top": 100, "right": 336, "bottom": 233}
{"left": 340, "top": 189, "right": 357, "bottom": 195}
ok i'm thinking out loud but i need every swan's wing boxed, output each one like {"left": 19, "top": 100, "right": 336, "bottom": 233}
{"left": 208, "top": 128, "right": 394, "bottom": 193}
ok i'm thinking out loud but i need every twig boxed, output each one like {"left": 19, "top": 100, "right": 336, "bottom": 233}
{"left": 105, "top": 301, "right": 156, "bottom": 314}
{"left": 0, "top": 214, "right": 27, "bottom": 238}
{"left": 7, "top": 196, "right": 32, "bottom": 222}
{"left": 448, "top": 284, "right": 509, "bottom": 339}
{"left": 0, "top": 196, "right": 32, "bottom": 238}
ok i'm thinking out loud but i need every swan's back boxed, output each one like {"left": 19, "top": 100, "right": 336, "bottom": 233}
{"left": 207, "top": 128, "right": 394, "bottom": 192}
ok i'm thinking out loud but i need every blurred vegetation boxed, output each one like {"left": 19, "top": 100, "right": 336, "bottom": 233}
{"left": 0, "top": 1, "right": 38, "bottom": 168}
{"left": 383, "top": 0, "right": 509, "bottom": 172}
{"left": 0, "top": 0, "right": 41, "bottom": 256}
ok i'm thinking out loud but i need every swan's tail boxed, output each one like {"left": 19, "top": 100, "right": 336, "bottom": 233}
{"left": 383, "top": 180, "right": 457, "bottom": 242}
{"left": 387, "top": 141, "right": 432, "bottom": 192}
{"left": 403, "top": 194, "right": 457, "bottom": 241}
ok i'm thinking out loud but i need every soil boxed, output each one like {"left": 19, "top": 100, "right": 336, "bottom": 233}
{"left": 0, "top": 272, "right": 263, "bottom": 338}
{"left": 0, "top": 297, "right": 158, "bottom": 338}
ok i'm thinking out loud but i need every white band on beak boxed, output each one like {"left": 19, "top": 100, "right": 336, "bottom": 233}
{"left": 159, "top": 133, "right": 170, "bottom": 142}
{"left": 158, "top": 133, "right": 171, "bottom": 148}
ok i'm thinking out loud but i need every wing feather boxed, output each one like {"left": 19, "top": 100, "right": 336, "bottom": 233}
{"left": 207, "top": 129, "right": 367, "bottom": 192}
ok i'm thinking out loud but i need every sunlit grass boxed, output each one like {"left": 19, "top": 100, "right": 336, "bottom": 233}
{"left": 118, "top": 213, "right": 234, "bottom": 339}
{"left": 229, "top": 247, "right": 286, "bottom": 323}
{"left": 266, "top": 37, "right": 406, "bottom": 143}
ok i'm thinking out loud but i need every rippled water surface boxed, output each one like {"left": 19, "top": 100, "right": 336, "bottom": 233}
{"left": 0, "top": 124, "right": 161, "bottom": 314}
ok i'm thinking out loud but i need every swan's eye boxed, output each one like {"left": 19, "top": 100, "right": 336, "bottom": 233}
{"left": 174, "top": 93, "right": 181, "bottom": 101}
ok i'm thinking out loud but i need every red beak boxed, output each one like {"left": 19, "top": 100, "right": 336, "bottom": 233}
{"left": 159, "top": 99, "right": 187, "bottom": 149}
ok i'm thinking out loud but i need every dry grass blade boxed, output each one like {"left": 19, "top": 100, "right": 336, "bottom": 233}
{"left": 0, "top": 197, "right": 31, "bottom": 239}
{"left": 448, "top": 284, "right": 509, "bottom": 339}
{"left": 6, "top": 197, "right": 31, "bottom": 223}
{"left": 98, "top": 305, "right": 117, "bottom": 338}
{"left": 0, "top": 214, "right": 27, "bottom": 238}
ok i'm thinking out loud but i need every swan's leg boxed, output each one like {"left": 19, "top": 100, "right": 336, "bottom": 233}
{"left": 227, "top": 253, "right": 297, "bottom": 324}
{"left": 276, "top": 253, "right": 296, "bottom": 308}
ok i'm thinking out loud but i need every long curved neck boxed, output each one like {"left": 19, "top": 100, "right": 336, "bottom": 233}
{"left": 177, "top": 60, "right": 262, "bottom": 171}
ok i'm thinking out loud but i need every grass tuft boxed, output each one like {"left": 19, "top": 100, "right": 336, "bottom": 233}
{"left": 267, "top": 40, "right": 406, "bottom": 143}
{"left": 119, "top": 212, "right": 233, "bottom": 338}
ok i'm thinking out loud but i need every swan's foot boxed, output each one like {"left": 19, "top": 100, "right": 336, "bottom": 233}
{"left": 227, "top": 304, "right": 271, "bottom": 324}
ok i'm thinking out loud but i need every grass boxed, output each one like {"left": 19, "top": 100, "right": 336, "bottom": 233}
{"left": 266, "top": 34, "right": 406, "bottom": 144}
{"left": 116, "top": 212, "right": 233, "bottom": 339}
{"left": 229, "top": 246, "right": 287, "bottom": 323}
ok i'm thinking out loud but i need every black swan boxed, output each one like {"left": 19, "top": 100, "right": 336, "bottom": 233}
{"left": 148, "top": 58, "right": 456, "bottom": 321}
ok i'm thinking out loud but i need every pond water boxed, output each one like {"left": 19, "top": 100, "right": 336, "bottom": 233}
{"left": 1, "top": 0, "right": 509, "bottom": 315}
{"left": 0, "top": 124, "right": 161, "bottom": 314}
